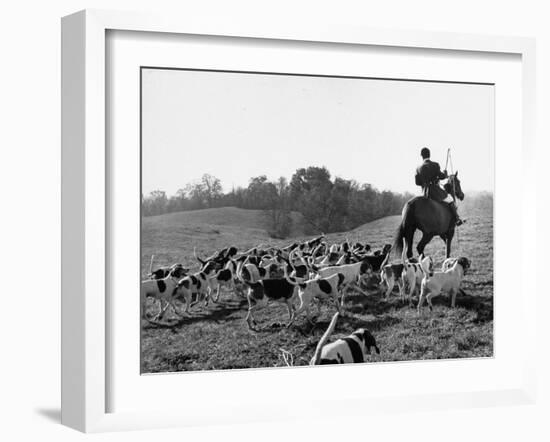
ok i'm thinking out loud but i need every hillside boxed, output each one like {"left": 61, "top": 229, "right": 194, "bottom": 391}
{"left": 142, "top": 207, "right": 401, "bottom": 275}
{"left": 142, "top": 205, "right": 487, "bottom": 275}
{"left": 142, "top": 207, "right": 303, "bottom": 273}
{"left": 141, "top": 203, "right": 493, "bottom": 373}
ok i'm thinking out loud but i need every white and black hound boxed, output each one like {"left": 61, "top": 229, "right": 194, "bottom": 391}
{"left": 174, "top": 271, "right": 210, "bottom": 314}
{"left": 206, "top": 259, "right": 239, "bottom": 303}
{"left": 380, "top": 262, "right": 406, "bottom": 299}
{"left": 140, "top": 266, "right": 186, "bottom": 322}
{"left": 237, "top": 255, "right": 282, "bottom": 284}
{"left": 310, "top": 313, "right": 380, "bottom": 365}
{"left": 417, "top": 256, "right": 471, "bottom": 314}
{"left": 315, "top": 259, "right": 373, "bottom": 303}
{"left": 284, "top": 268, "right": 345, "bottom": 324}
{"left": 402, "top": 255, "right": 434, "bottom": 299}
{"left": 242, "top": 277, "right": 298, "bottom": 330}
{"left": 148, "top": 263, "right": 188, "bottom": 280}
{"left": 362, "top": 244, "right": 392, "bottom": 272}
{"left": 314, "top": 251, "right": 342, "bottom": 268}
{"left": 381, "top": 254, "right": 433, "bottom": 301}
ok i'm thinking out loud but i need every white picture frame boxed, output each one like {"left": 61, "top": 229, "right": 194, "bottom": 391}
{"left": 61, "top": 9, "right": 537, "bottom": 433}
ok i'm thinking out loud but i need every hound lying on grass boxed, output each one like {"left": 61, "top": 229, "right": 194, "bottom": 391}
{"left": 140, "top": 266, "right": 186, "bottom": 322}
{"left": 310, "top": 313, "right": 380, "bottom": 365}
{"left": 417, "top": 257, "right": 471, "bottom": 314}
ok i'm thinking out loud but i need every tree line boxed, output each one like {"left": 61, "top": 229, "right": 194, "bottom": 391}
{"left": 142, "top": 167, "right": 414, "bottom": 238}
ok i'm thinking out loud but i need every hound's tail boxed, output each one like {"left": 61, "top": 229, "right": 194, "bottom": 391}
{"left": 282, "top": 264, "right": 302, "bottom": 287}
{"left": 307, "top": 256, "right": 320, "bottom": 273}
{"left": 236, "top": 257, "right": 246, "bottom": 283}
{"left": 193, "top": 247, "right": 207, "bottom": 266}
{"left": 418, "top": 255, "right": 428, "bottom": 278}
{"left": 236, "top": 256, "right": 255, "bottom": 286}
{"left": 380, "top": 250, "right": 391, "bottom": 268}
{"left": 310, "top": 312, "right": 339, "bottom": 365}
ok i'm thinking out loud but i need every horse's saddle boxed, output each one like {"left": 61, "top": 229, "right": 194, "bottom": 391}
{"left": 423, "top": 184, "right": 448, "bottom": 202}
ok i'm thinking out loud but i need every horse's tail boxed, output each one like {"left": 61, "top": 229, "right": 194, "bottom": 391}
{"left": 393, "top": 199, "right": 414, "bottom": 257}
{"left": 393, "top": 223, "right": 404, "bottom": 256}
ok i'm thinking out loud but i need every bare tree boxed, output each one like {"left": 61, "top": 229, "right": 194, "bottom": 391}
{"left": 201, "top": 173, "right": 222, "bottom": 208}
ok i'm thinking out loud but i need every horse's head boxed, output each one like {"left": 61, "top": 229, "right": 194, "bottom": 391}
{"left": 445, "top": 171, "right": 464, "bottom": 201}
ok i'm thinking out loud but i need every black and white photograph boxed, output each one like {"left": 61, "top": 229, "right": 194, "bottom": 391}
{"left": 140, "top": 67, "right": 494, "bottom": 373}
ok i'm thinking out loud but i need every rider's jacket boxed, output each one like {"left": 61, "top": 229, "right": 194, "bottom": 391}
{"left": 415, "top": 159, "right": 448, "bottom": 201}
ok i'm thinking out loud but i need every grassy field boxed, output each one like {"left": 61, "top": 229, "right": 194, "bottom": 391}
{"left": 141, "top": 205, "right": 493, "bottom": 373}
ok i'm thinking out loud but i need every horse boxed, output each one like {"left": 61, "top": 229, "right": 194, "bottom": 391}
{"left": 393, "top": 172, "right": 464, "bottom": 259}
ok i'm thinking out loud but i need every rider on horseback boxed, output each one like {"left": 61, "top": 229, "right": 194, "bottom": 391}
{"left": 415, "top": 147, "right": 464, "bottom": 226}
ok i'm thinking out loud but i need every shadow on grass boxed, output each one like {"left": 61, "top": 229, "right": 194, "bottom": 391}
{"left": 294, "top": 311, "right": 401, "bottom": 336}
{"left": 143, "top": 298, "right": 248, "bottom": 329}
{"left": 421, "top": 289, "right": 493, "bottom": 323}
{"left": 344, "top": 289, "right": 395, "bottom": 316}
{"left": 457, "top": 291, "right": 493, "bottom": 323}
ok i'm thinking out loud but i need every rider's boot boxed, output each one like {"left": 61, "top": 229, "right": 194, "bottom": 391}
{"left": 449, "top": 202, "right": 464, "bottom": 226}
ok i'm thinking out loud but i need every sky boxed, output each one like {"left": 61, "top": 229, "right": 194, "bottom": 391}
{"left": 141, "top": 68, "right": 494, "bottom": 197}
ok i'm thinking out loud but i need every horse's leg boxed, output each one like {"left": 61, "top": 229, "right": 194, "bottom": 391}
{"left": 445, "top": 231, "right": 454, "bottom": 258}
{"left": 416, "top": 233, "right": 434, "bottom": 257}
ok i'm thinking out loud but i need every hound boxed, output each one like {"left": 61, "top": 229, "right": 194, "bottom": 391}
{"left": 315, "top": 259, "right": 373, "bottom": 304}
{"left": 310, "top": 313, "right": 380, "bottom": 365}
{"left": 148, "top": 263, "right": 188, "bottom": 280}
{"left": 402, "top": 254, "right": 434, "bottom": 300}
{"left": 243, "top": 278, "right": 298, "bottom": 330}
{"left": 328, "top": 243, "right": 340, "bottom": 254}
{"left": 380, "top": 262, "right": 406, "bottom": 299}
{"left": 284, "top": 269, "right": 345, "bottom": 324}
{"left": 280, "top": 241, "right": 300, "bottom": 259}
{"left": 194, "top": 246, "right": 238, "bottom": 273}
{"left": 417, "top": 257, "right": 471, "bottom": 314}
{"left": 314, "top": 251, "right": 342, "bottom": 268}
{"left": 441, "top": 257, "right": 458, "bottom": 272}
{"left": 206, "top": 259, "right": 239, "bottom": 303}
{"left": 305, "top": 233, "right": 326, "bottom": 250}
{"left": 382, "top": 254, "right": 433, "bottom": 301}
{"left": 341, "top": 239, "right": 351, "bottom": 253}
{"left": 334, "top": 252, "right": 349, "bottom": 266}
{"left": 282, "top": 252, "right": 313, "bottom": 281}
{"left": 362, "top": 244, "right": 392, "bottom": 272}
{"left": 237, "top": 256, "right": 276, "bottom": 283}
{"left": 140, "top": 266, "right": 186, "bottom": 321}
{"left": 352, "top": 243, "right": 371, "bottom": 254}
{"left": 310, "top": 242, "right": 327, "bottom": 258}
{"left": 174, "top": 271, "right": 210, "bottom": 314}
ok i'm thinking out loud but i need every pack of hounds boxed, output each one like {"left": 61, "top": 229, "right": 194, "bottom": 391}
{"left": 141, "top": 234, "right": 471, "bottom": 366}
